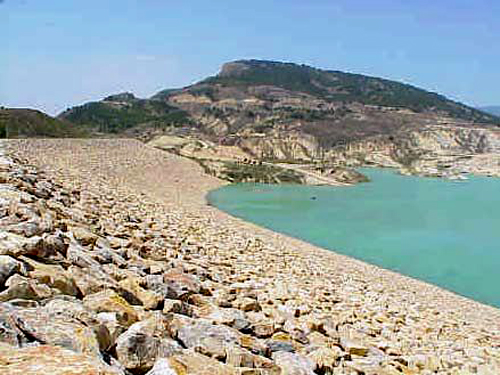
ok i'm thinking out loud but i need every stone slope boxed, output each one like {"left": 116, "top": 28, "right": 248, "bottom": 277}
{"left": 1, "top": 139, "right": 500, "bottom": 374}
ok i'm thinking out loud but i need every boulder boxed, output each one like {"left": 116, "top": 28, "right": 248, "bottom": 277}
{"left": 4, "top": 220, "right": 44, "bottom": 237}
{"left": 96, "top": 312, "right": 124, "bottom": 345}
{"left": 0, "top": 303, "right": 27, "bottom": 346}
{"left": 163, "top": 298, "right": 193, "bottom": 316}
{"left": 11, "top": 306, "right": 101, "bottom": 356}
{"left": 116, "top": 313, "right": 182, "bottom": 373}
{"left": 0, "top": 231, "right": 63, "bottom": 259}
{"left": 0, "top": 274, "right": 54, "bottom": 302}
{"left": 44, "top": 297, "right": 113, "bottom": 351}
{"left": 20, "top": 256, "right": 79, "bottom": 296}
{"left": 83, "top": 289, "right": 139, "bottom": 327}
{"left": 177, "top": 320, "right": 240, "bottom": 358}
{"left": 234, "top": 297, "right": 262, "bottom": 312}
{"left": 0, "top": 255, "right": 21, "bottom": 287}
{"left": 145, "top": 358, "right": 177, "bottom": 375}
{"left": 272, "top": 351, "right": 315, "bottom": 375}
{"left": 201, "top": 306, "right": 251, "bottom": 332}
{"left": 118, "top": 277, "right": 163, "bottom": 310}
{"left": 339, "top": 335, "right": 369, "bottom": 357}
{"left": 305, "top": 346, "right": 343, "bottom": 373}
{"left": 224, "top": 344, "right": 279, "bottom": 371}
{"left": 67, "top": 266, "right": 122, "bottom": 297}
{"left": 71, "top": 226, "right": 99, "bottom": 246}
{"left": 167, "top": 351, "right": 239, "bottom": 375}
{"left": 265, "top": 332, "right": 296, "bottom": 353}
{"left": 67, "top": 243, "right": 102, "bottom": 269}
{"left": 163, "top": 269, "right": 202, "bottom": 299}
{"left": 0, "top": 343, "right": 123, "bottom": 375}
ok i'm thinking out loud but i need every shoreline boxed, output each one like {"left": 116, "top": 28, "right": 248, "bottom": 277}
{"left": 4, "top": 138, "right": 500, "bottom": 373}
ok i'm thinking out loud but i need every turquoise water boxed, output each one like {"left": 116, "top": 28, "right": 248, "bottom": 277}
{"left": 208, "top": 168, "right": 500, "bottom": 308}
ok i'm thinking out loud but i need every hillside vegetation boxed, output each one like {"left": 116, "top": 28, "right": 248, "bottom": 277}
{"left": 0, "top": 108, "right": 87, "bottom": 138}
{"left": 200, "top": 60, "right": 497, "bottom": 123}
{"left": 59, "top": 93, "right": 192, "bottom": 133}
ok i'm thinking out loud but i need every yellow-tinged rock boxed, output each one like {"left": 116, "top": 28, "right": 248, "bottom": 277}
{"left": 118, "top": 277, "right": 163, "bottom": 310}
{"left": 0, "top": 343, "right": 121, "bottom": 375}
{"left": 168, "top": 351, "right": 239, "bottom": 375}
{"left": 83, "top": 289, "right": 139, "bottom": 326}
{"left": 20, "top": 256, "right": 78, "bottom": 296}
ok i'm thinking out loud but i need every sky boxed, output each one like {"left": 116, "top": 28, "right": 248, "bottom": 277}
{"left": 1, "top": 0, "right": 499, "bottom": 115}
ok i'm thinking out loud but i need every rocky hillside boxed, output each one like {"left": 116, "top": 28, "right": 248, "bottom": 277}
{"left": 0, "top": 108, "right": 87, "bottom": 138}
{"left": 60, "top": 60, "right": 499, "bottom": 153}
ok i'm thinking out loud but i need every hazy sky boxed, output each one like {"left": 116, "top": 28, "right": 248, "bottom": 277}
{"left": 1, "top": 0, "right": 499, "bottom": 115}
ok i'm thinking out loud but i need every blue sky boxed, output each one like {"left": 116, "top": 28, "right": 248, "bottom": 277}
{"left": 1, "top": 0, "right": 499, "bottom": 115}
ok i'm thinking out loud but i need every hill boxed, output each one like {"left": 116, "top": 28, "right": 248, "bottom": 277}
{"left": 480, "top": 106, "right": 500, "bottom": 116}
{"left": 58, "top": 60, "right": 500, "bottom": 165}
{"left": 59, "top": 92, "right": 192, "bottom": 133}
{"left": 0, "top": 107, "right": 87, "bottom": 138}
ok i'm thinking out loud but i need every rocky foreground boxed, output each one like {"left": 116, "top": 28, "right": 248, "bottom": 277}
{"left": 1, "top": 139, "right": 500, "bottom": 375}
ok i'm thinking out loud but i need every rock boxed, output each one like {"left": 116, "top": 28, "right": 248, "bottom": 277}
{"left": 265, "top": 332, "right": 295, "bottom": 353}
{"left": 67, "top": 243, "right": 102, "bottom": 269}
{"left": 0, "top": 343, "right": 122, "bottom": 375}
{"left": 116, "top": 313, "right": 182, "bottom": 373}
{"left": 235, "top": 297, "right": 262, "bottom": 312}
{"left": 71, "top": 226, "right": 99, "bottom": 246}
{"left": 272, "top": 351, "right": 315, "bottom": 375}
{"left": 163, "top": 269, "right": 202, "bottom": 299}
{"left": 0, "top": 255, "right": 20, "bottom": 287}
{"left": 305, "top": 346, "right": 343, "bottom": 373}
{"left": 44, "top": 297, "right": 113, "bottom": 351}
{"left": 202, "top": 306, "right": 250, "bottom": 332}
{"left": 33, "top": 180, "right": 53, "bottom": 198}
{"left": 145, "top": 358, "right": 178, "bottom": 375}
{"left": 11, "top": 306, "right": 102, "bottom": 356}
{"left": 167, "top": 351, "right": 239, "bottom": 375}
{"left": 67, "top": 266, "right": 119, "bottom": 296}
{"left": 340, "top": 335, "right": 369, "bottom": 357}
{"left": 251, "top": 318, "right": 275, "bottom": 338}
{"left": 176, "top": 319, "right": 267, "bottom": 358}
{"left": 83, "top": 289, "right": 139, "bottom": 327}
{"left": 0, "top": 303, "right": 27, "bottom": 346}
{"left": 93, "top": 244, "right": 127, "bottom": 267}
{"left": 42, "top": 232, "right": 68, "bottom": 256}
{"left": 0, "top": 232, "right": 58, "bottom": 259}
{"left": 163, "top": 298, "right": 193, "bottom": 316}
{"left": 7, "top": 298, "right": 39, "bottom": 308}
{"left": 225, "top": 344, "right": 278, "bottom": 371}
{"left": 118, "top": 277, "right": 163, "bottom": 310}
{"left": 5, "top": 220, "right": 43, "bottom": 237}
{"left": 282, "top": 319, "right": 309, "bottom": 344}
{"left": 20, "top": 256, "right": 79, "bottom": 296}
{"left": 96, "top": 312, "right": 124, "bottom": 345}
{"left": 0, "top": 274, "right": 54, "bottom": 302}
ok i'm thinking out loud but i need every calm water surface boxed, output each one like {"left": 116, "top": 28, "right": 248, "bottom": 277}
{"left": 207, "top": 168, "right": 500, "bottom": 308}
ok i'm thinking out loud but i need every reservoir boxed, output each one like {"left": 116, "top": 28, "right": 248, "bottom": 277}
{"left": 207, "top": 168, "right": 500, "bottom": 308}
